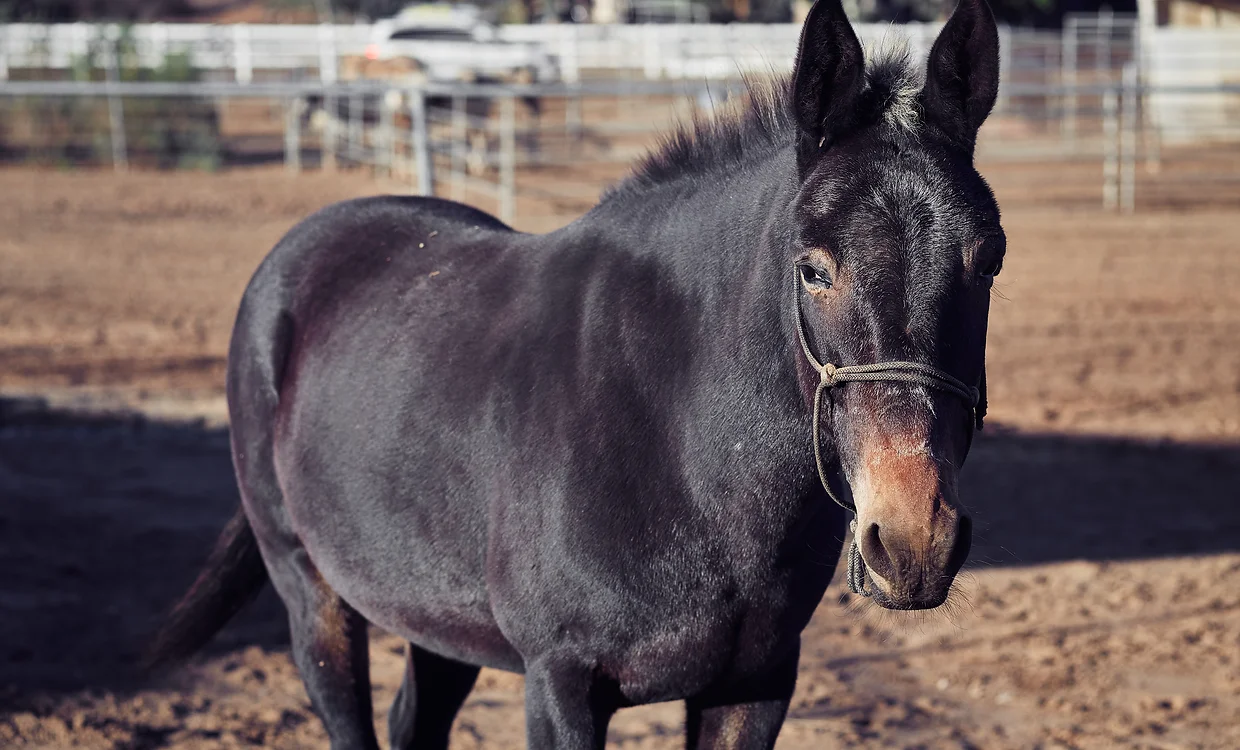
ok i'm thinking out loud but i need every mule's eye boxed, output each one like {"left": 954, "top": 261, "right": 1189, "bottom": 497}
{"left": 798, "top": 263, "right": 833, "bottom": 289}
{"left": 977, "top": 256, "right": 1003, "bottom": 279}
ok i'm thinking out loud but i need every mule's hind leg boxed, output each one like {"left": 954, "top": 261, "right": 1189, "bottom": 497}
{"left": 265, "top": 550, "right": 379, "bottom": 750}
{"left": 387, "top": 645, "right": 480, "bottom": 750}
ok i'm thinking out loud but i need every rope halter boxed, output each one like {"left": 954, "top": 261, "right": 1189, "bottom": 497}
{"left": 792, "top": 266, "right": 981, "bottom": 597}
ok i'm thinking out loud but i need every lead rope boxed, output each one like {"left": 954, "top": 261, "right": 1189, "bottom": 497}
{"left": 792, "top": 267, "right": 981, "bottom": 597}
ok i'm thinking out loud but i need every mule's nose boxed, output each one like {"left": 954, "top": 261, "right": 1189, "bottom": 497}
{"left": 858, "top": 513, "right": 972, "bottom": 609}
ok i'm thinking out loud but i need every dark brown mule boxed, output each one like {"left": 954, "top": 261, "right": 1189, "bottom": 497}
{"left": 149, "top": 1, "right": 1005, "bottom": 747}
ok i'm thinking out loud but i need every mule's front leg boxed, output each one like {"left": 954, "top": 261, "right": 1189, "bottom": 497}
{"left": 685, "top": 700, "right": 791, "bottom": 750}
{"left": 685, "top": 645, "right": 799, "bottom": 750}
{"left": 523, "top": 655, "right": 618, "bottom": 750}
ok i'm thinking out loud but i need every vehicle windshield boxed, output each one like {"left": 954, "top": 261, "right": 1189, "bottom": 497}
{"left": 388, "top": 28, "right": 475, "bottom": 42}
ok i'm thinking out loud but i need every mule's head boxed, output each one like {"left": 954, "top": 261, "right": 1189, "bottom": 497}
{"left": 788, "top": 0, "right": 1004, "bottom": 609}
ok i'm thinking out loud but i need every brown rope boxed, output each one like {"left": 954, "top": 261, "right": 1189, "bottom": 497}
{"left": 793, "top": 267, "right": 981, "bottom": 597}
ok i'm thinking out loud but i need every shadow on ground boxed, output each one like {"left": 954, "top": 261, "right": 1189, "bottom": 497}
{"left": 1, "top": 398, "right": 1237, "bottom": 706}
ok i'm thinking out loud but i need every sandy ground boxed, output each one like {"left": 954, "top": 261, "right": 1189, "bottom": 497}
{"left": 0, "top": 161, "right": 1238, "bottom": 750}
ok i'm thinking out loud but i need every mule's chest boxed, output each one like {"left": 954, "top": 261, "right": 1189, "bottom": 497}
{"left": 602, "top": 574, "right": 821, "bottom": 705}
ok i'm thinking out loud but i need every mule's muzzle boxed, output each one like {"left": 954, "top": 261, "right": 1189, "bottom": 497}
{"left": 858, "top": 511, "right": 971, "bottom": 609}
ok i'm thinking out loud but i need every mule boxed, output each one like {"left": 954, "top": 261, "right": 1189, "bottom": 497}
{"left": 149, "top": 0, "right": 1005, "bottom": 747}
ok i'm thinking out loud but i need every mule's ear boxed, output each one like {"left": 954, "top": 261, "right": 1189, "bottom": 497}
{"left": 791, "top": 0, "right": 865, "bottom": 174}
{"left": 921, "top": 0, "right": 1000, "bottom": 153}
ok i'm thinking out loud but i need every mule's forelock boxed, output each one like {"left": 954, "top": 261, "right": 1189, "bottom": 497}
{"left": 865, "top": 39, "right": 922, "bottom": 134}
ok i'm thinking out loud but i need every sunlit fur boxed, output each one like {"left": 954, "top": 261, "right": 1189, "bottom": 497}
{"left": 607, "top": 44, "right": 924, "bottom": 199}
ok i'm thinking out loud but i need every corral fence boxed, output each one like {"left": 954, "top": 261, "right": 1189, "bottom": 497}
{"left": 2, "top": 18, "right": 1236, "bottom": 90}
{"left": 2, "top": 75, "right": 1236, "bottom": 220}
{"left": 1, "top": 16, "right": 1238, "bottom": 217}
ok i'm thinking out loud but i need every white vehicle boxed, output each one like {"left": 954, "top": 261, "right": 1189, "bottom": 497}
{"left": 364, "top": 4, "right": 559, "bottom": 84}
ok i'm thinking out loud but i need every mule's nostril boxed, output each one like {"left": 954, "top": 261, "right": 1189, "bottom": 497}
{"left": 944, "top": 514, "right": 972, "bottom": 578}
{"left": 860, "top": 522, "right": 898, "bottom": 585}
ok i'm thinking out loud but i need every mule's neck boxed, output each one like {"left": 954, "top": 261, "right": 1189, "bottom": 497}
{"left": 587, "top": 146, "right": 803, "bottom": 371}
{"left": 587, "top": 148, "right": 800, "bottom": 310}
{"left": 571, "top": 145, "right": 820, "bottom": 475}
{"left": 571, "top": 146, "right": 837, "bottom": 555}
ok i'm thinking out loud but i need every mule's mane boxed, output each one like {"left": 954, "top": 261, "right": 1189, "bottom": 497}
{"left": 605, "top": 42, "right": 921, "bottom": 199}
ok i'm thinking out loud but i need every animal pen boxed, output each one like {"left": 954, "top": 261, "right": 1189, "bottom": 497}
{"left": 1, "top": 17, "right": 1238, "bottom": 219}
{"left": 2, "top": 76, "right": 1238, "bottom": 220}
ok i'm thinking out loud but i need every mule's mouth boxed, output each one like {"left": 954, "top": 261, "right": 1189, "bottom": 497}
{"left": 856, "top": 515, "right": 972, "bottom": 611}
{"left": 867, "top": 582, "right": 953, "bottom": 611}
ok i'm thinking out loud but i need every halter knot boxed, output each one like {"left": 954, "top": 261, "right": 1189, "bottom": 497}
{"left": 821, "top": 362, "right": 837, "bottom": 385}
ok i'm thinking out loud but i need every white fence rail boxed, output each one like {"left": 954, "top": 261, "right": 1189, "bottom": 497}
{"left": 0, "top": 20, "right": 1086, "bottom": 83}
{"left": 0, "top": 21, "right": 1234, "bottom": 81}
{"left": 3, "top": 19, "right": 1239, "bottom": 142}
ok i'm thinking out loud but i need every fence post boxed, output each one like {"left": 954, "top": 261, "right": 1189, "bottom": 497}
{"left": 104, "top": 25, "right": 128, "bottom": 173}
{"left": 563, "top": 26, "right": 581, "bottom": 85}
{"left": 285, "top": 96, "right": 302, "bottom": 174}
{"left": 643, "top": 27, "right": 661, "bottom": 80}
{"left": 1142, "top": 98, "right": 1161, "bottom": 175}
{"left": 0, "top": 25, "right": 10, "bottom": 82}
{"left": 319, "top": 24, "right": 338, "bottom": 171}
{"left": 1137, "top": 34, "right": 1161, "bottom": 175}
{"left": 561, "top": 27, "right": 583, "bottom": 152}
{"left": 499, "top": 95, "right": 515, "bottom": 224}
{"left": 1102, "top": 85, "right": 1118, "bottom": 211}
{"left": 317, "top": 23, "right": 337, "bottom": 84}
{"left": 233, "top": 23, "right": 252, "bottom": 84}
{"left": 150, "top": 22, "right": 168, "bottom": 70}
{"left": 1097, "top": 8, "right": 1113, "bottom": 80}
{"left": 1120, "top": 62, "right": 1137, "bottom": 214}
{"left": 72, "top": 23, "right": 89, "bottom": 67}
{"left": 379, "top": 89, "right": 395, "bottom": 178}
{"left": 566, "top": 82, "right": 583, "bottom": 154}
{"left": 410, "top": 87, "right": 433, "bottom": 196}
{"left": 322, "top": 93, "right": 337, "bottom": 171}
{"left": 450, "top": 94, "right": 466, "bottom": 201}
{"left": 996, "top": 25, "right": 1011, "bottom": 113}
{"left": 1061, "top": 16, "right": 1078, "bottom": 150}
{"left": 349, "top": 88, "right": 364, "bottom": 165}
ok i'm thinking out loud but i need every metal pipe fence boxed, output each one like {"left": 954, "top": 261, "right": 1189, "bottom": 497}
{"left": 1, "top": 76, "right": 1238, "bottom": 219}
{"left": 4, "top": 18, "right": 1238, "bottom": 148}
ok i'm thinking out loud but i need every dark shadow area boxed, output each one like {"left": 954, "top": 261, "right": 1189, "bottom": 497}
{"left": 1, "top": 396, "right": 1237, "bottom": 707}
{"left": 961, "top": 425, "right": 1240, "bottom": 569}
{"left": 0, "top": 397, "right": 288, "bottom": 711}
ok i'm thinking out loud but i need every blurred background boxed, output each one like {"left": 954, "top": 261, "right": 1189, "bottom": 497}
{"left": 0, "top": 0, "right": 1237, "bottom": 748}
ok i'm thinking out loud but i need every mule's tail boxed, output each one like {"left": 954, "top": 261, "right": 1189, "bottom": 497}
{"left": 144, "top": 508, "right": 268, "bottom": 671}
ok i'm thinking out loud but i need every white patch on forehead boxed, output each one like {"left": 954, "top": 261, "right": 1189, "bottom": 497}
{"left": 908, "top": 385, "right": 937, "bottom": 418}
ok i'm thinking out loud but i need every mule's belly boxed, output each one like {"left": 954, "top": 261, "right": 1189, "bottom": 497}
{"left": 279, "top": 468, "right": 523, "bottom": 670}
{"left": 273, "top": 369, "right": 525, "bottom": 672}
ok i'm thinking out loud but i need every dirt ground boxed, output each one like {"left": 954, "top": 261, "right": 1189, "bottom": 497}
{"left": 1, "top": 159, "right": 1238, "bottom": 750}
